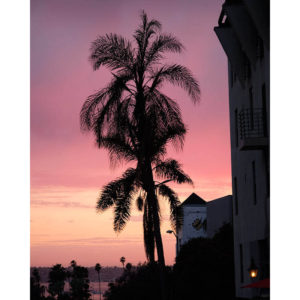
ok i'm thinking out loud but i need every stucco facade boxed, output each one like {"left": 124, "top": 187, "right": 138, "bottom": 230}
{"left": 214, "top": 0, "right": 270, "bottom": 298}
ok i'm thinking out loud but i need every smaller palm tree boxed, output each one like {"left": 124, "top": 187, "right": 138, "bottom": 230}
{"left": 48, "top": 264, "right": 66, "bottom": 298}
{"left": 70, "top": 260, "right": 77, "bottom": 268}
{"left": 125, "top": 263, "right": 132, "bottom": 273}
{"left": 120, "top": 257, "right": 126, "bottom": 269}
{"left": 95, "top": 263, "right": 102, "bottom": 300}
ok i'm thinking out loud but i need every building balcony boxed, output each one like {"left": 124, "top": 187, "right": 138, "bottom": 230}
{"left": 239, "top": 108, "right": 268, "bottom": 150}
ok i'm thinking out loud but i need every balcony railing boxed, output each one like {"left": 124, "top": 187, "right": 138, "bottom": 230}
{"left": 239, "top": 108, "right": 268, "bottom": 150}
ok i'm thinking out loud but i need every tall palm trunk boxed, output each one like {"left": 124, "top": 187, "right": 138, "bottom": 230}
{"left": 143, "top": 202, "right": 156, "bottom": 264}
{"left": 143, "top": 159, "right": 167, "bottom": 300}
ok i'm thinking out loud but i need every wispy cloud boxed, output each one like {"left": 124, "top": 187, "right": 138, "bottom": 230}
{"left": 32, "top": 236, "right": 142, "bottom": 247}
{"left": 31, "top": 200, "right": 94, "bottom": 209}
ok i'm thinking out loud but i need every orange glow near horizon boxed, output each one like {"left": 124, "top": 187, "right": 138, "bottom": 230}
{"left": 31, "top": 0, "right": 231, "bottom": 267}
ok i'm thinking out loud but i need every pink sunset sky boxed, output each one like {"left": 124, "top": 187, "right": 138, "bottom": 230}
{"left": 30, "top": 0, "right": 231, "bottom": 267}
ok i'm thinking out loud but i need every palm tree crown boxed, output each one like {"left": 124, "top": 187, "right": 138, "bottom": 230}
{"left": 120, "top": 256, "right": 126, "bottom": 268}
{"left": 80, "top": 11, "right": 200, "bottom": 163}
{"left": 95, "top": 263, "right": 102, "bottom": 273}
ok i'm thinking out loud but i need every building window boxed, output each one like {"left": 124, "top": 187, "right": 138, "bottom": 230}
{"left": 249, "top": 87, "right": 254, "bottom": 129}
{"left": 234, "top": 177, "right": 238, "bottom": 215}
{"left": 252, "top": 161, "right": 257, "bottom": 205}
{"left": 235, "top": 109, "right": 239, "bottom": 147}
{"left": 240, "top": 244, "right": 244, "bottom": 283}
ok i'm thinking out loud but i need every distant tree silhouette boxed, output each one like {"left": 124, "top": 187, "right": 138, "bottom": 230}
{"left": 69, "top": 262, "right": 91, "bottom": 300}
{"left": 95, "top": 263, "right": 102, "bottom": 300}
{"left": 125, "top": 263, "right": 132, "bottom": 273}
{"left": 31, "top": 268, "right": 46, "bottom": 300}
{"left": 80, "top": 10, "right": 200, "bottom": 299}
{"left": 70, "top": 260, "right": 77, "bottom": 268}
{"left": 48, "top": 264, "right": 67, "bottom": 299}
{"left": 120, "top": 257, "right": 126, "bottom": 269}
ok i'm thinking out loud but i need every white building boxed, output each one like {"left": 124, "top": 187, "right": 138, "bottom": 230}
{"left": 214, "top": 0, "right": 270, "bottom": 298}
{"left": 176, "top": 193, "right": 232, "bottom": 252}
{"left": 177, "top": 193, "right": 207, "bottom": 251}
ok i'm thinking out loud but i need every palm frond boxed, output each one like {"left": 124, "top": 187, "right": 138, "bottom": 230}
{"left": 113, "top": 195, "right": 131, "bottom": 232}
{"left": 157, "top": 184, "right": 183, "bottom": 231}
{"left": 81, "top": 71, "right": 133, "bottom": 134}
{"left": 146, "top": 88, "right": 184, "bottom": 129}
{"left": 154, "top": 159, "right": 193, "bottom": 185}
{"left": 134, "top": 11, "right": 161, "bottom": 63}
{"left": 90, "top": 33, "right": 134, "bottom": 71}
{"left": 145, "top": 34, "right": 183, "bottom": 66}
{"left": 113, "top": 169, "right": 138, "bottom": 232}
{"left": 96, "top": 181, "right": 118, "bottom": 212}
{"left": 151, "top": 123, "right": 186, "bottom": 159}
{"left": 80, "top": 88, "right": 108, "bottom": 131}
{"left": 100, "top": 135, "right": 136, "bottom": 166}
{"left": 149, "top": 64, "right": 200, "bottom": 102}
{"left": 97, "top": 168, "right": 138, "bottom": 232}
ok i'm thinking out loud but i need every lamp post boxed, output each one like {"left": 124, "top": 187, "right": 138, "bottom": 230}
{"left": 166, "top": 230, "right": 179, "bottom": 256}
{"left": 248, "top": 258, "right": 258, "bottom": 279}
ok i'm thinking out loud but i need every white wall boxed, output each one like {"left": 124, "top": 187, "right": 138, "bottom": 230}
{"left": 178, "top": 205, "right": 207, "bottom": 247}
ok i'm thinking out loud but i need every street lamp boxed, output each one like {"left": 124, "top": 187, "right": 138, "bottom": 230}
{"left": 248, "top": 258, "right": 258, "bottom": 279}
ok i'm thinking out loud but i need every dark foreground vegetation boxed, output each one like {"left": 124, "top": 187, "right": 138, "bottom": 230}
{"left": 31, "top": 224, "right": 234, "bottom": 300}
{"left": 104, "top": 223, "right": 234, "bottom": 300}
{"left": 172, "top": 223, "right": 235, "bottom": 300}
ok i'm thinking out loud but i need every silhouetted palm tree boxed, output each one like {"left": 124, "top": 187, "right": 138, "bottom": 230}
{"left": 31, "top": 268, "right": 46, "bottom": 300}
{"left": 120, "top": 257, "right": 126, "bottom": 269}
{"left": 125, "top": 263, "right": 132, "bottom": 273}
{"left": 69, "top": 261, "right": 90, "bottom": 300}
{"left": 81, "top": 8, "right": 198, "bottom": 263}
{"left": 81, "top": 11, "right": 200, "bottom": 299}
{"left": 95, "top": 263, "right": 102, "bottom": 300}
{"left": 48, "top": 264, "right": 67, "bottom": 298}
{"left": 70, "top": 260, "right": 77, "bottom": 268}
